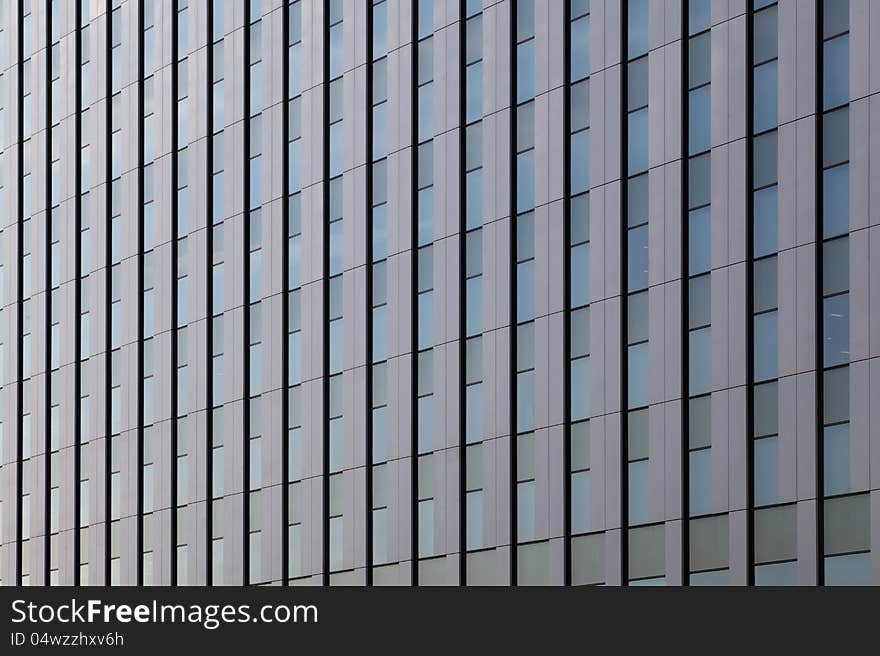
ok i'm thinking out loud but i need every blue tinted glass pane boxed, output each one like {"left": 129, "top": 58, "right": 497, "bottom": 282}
{"left": 329, "top": 221, "right": 343, "bottom": 275}
{"left": 754, "top": 311, "right": 778, "bottom": 382}
{"left": 823, "top": 35, "right": 849, "bottom": 110}
{"left": 689, "top": 448, "right": 712, "bottom": 516}
{"left": 466, "top": 384, "right": 483, "bottom": 444}
{"left": 517, "top": 260, "right": 535, "bottom": 323}
{"left": 823, "top": 164, "right": 849, "bottom": 239}
{"left": 373, "top": 2, "right": 387, "bottom": 58}
{"left": 418, "top": 0, "right": 433, "bottom": 38}
{"left": 823, "top": 423, "right": 850, "bottom": 496}
{"left": 466, "top": 62, "right": 482, "bottom": 123}
{"left": 754, "top": 61, "right": 778, "bottom": 134}
{"left": 418, "top": 292, "right": 433, "bottom": 349}
{"left": 823, "top": 294, "right": 849, "bottom": 367}
{"left": 417, "top": 188, "right": 433, "bottom": 246}
{"left": 418, "top": 396, "right": 433, "bottom": 453}
{"left": 754, "top": 186, "right": 778, "bottom": 257}
{"left": 627, "top": 224, "right": 649, "bottom": 292}
{"left": 372, "top": 103, "right": 387, "bottom": 160}
{"left": 571, "top": 356, "right": 590, "bottom": 421}
{"left": 373, "top": 204, "right": 387, "bottom": 260}
{"left": 517, "top": 39, "right": 535, "bottom": 103}
{"left": 628, "top": 342, "right": 648, "bottom": 409}
{"left": 466, "top": 169, "right": 482, "bottom": 229}
{"left": 628, "top": 108, "right": 648, "bottom": 175}
{"left": 571, "top": 129, "right": 590, "bottom": 195}
{"left": 689, "top": 0, "right": 711, "bottom": 35}
{"left": 689, "top": 86, "right": 711, "bottom": 155}
{"left": 517, "top": 150, "right": 535, "bottom": 212}
{"left": 329, "top": 319, "right": 342, "bottom": 373}
{"left": 330, "top": 23, "right": 343, "bottom": 78}
{"left": 688, "top": 206, "right": 711, "bottom": 275}
{"left": 571, "top": 242, "right": 590, "bottom": 308}
{"left": 689, "top": 327, "right": 711, "bottom": 396}
{"left": 628, "top": 459, "right": 648, "bottom": 525}
{"left": 289, "top": 139, "right": 301, "bottom": 193}
{"left": 289, "top": 43, "right": 302, "bottom": 97}
{"left": 571, "top": 470, "right": 591, "bottom": 534}
{"left": 418, "top": 84, "right": 433, "bottom": 142}
{"left": 628, "top": 0, "right": 648, "bottom": 59}
{"left": 825, "top": 552, "right": 871, "bottom": 586}
{"left": 466, "top": 490, "right": 482, "bottom": 550}
{"left": 373, "top": 305, "right": 387, "bottom": 362}
{"left": 517, "top": 370, "right": 534, "bottom": 433}
{"left": 289, "top": 332, "right": 301, "bottom": 385}
{"left": 330, "top": 122, "right": 343, "bottom": 177}
{"left": 466, "top": 276, "right": 482, "bottom": 337}
{"left": 754, "top": 436, "right": 778, "bottom": 506}
{"left": 289, "top": 235, "right": 301, "bottom": 289}
{"left": 571, "top": 15, "right": 590, "bottom": 82}
{"left": 755, "top": 560, "right": 797, "bottom": 586}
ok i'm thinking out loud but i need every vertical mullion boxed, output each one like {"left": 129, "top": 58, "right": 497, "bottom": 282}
{"left": 619, "top": 0, "right": 629, "bottom": 586}
{"left": 73, "top": 0, "right": 83, "bottom": 587}
{"left": 681, "top": 0, "right": 690, "bottom": 587}
{"left": 205, "top": 0, "right": 214, "bottom": 588}
{"left": 136, "top": 0, "right": 145, "bottom": 588}
{"left": 170, "top": 0, "right": 179, "bottom": 587}
{"left": 814, "top": 0, "right": 825, "bottom": 587}
{"left": 562, "top": 0, "right": 572, "bottom": 588}
{"left": 104, "top": 0, "right": 113, "bottom": 587}
{"left": 45, "top": 0, "right": 54, "bottom": 586}
{"left": 281, "top": 0, "right": 290, "bottom": 588}
{"left": 745, "top": 1, "right": 755, "bottom": 588}
{"left": 242, "top": 0, "right": 251, "bottom": 587}
{"left": 322, "top": 0, "right": 331, "bottom": 586}
{"left": 411, "top": 0, "right": 419, "bottom": 589}
{"left": 457, "top": 0, "right": 467, "bottom": 587}
{"left": 509, "top": 0, "right": 518, "bottom": 588}
{"left": 365, "top": 0, "right": 374, "bottom": 587}
{"left": 15, "top": 0, "right": 24, "bottom": 587}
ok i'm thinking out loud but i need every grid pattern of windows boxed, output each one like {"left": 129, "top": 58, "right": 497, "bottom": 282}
{"left": 463, "top": 0, "right": 485, "bottom": 561}
{"left": 0, "top": 0, "right": 877, "bottom": 588}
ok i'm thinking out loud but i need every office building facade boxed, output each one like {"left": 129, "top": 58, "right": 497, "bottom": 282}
{"left": 1, "top": 0, "right": 879, "bottom": 586}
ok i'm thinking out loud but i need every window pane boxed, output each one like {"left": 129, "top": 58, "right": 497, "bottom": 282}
{"left": 823, "top": 35, "right": 849, "bottom": 110}
{"left": 628, "top": 343, "right": 648, "bottom": 409}
{"left": 466, "top": 15, "right": 482, "bottom": 64}
{"left": 754, "top": 310, "right": 778, "bottom": 382}
{"left": 571, "top": 80, "right": 589, "bottom": 132}
{"left": 823, "top": 107, "right": 849, "bottom": 168}
{"left": 688, "top": 206, "right": 711, "bottom": 275}
{"left": 466, "top": 229, "right": 483, "bottom": 278}
{"left": 754, "top": 186, "right": 778, "bottom": 257}
{"left": 822, "top": 164, "right": 849, "bottom": 239}
{"left": 689, "top": 448, "right": 712, "bottom": 516}
{"left": 466, "top": 277, "right": 482, "bottom": 337}
{"left": 571, "top": 307, "right": 590, "bottom": 358}
{"left": 571, "top": 356, "right": 590, "bottom": 421}
{"left": 753, "top": 256, "right": 778, "bottom": 314}
{"left": 467, "top": 122, "right": 482, "bottom": 170}
{"left": 753, "top": 60, "right": 777, "bottom": 134}
{"left": 825, "top": 552, "right": 871, "bottom": 586}
{"left": 517, "top": 39, "right": 535, "bottom": 103}
{"left": 571, "top": 242, "right": 590, "bottom": 308}
{"left": 754, "top": 380, "right": 778, "bottom": 438}
{"left": 466, "top": 62, "right": 483, "bottom": 123}
{"left": 628, "top": 459, "right": 648, "bottom": 525}
{"left": 628, "top": 291, "right": 648, "bottom": 345}
{"left": 689, "top": 274, "right": 711, "bottom": 330}
{"left": 571, "top": 129, "right": 590, "bottom": 195}
{"left": 755, "top": 560, "right": 797, "bottom": 586}
{"left": 754, "top": 436, "right": 778, "bottom": 506}
{"left": 689, "top": 85, "right": 711, "bottom": 155}
{"left": 570, "top": 15, "right": 590, "bottom": 81}
{"left": 418, "top": 84, "right": 433, "bottom": 142}
{"left": 517, "top": 371, "right": 534, "bottom": 433}
{"left": 689, "top": 327, "right": 711, "bottom": 396}
{"left": 627, "top": 0, "right": 648, "bottom": 59}
{"left": 627, "top": 225, "right": 649, "bottom": 293}
{"left": 689, "top": 32, "right": 710, "bottom": 87}
{"left": 466, "top": 384, "right": 483, "bottom": 444}
{"left": 823, "top": 237, "right": 849, "bottom": 296}
{"left": 516, "top": 260, "right": 535, "bottom": 323}
{"left": 517, "top": 150, "right": 535, "bottom": 212}
{"left": 571, "top": 470, "right": 591, "bottom": 534}
{"left": 753, "top": 5, "right": 778, "bottom": 65}
{"left": 689, "top": 0, "right": 711, "bottom": 34}
{"left": 823, "top": 293, "right": 849, "bottom": 367}
{"left": 753, "top": 132, "right": 777, "bottom": 188}
{"left": 628, "top": 173, "right": 648, "bottom": 228}
{"left": 466, "top": 170, "right": 483, "bottom": 229}
{"left": 823, "top": 366, "right": 849, "bottom": 425}
{"left": 688, "top": 153, "right": 711, "bottom": 209}
{"left": 823, "top": 423, "right": 850, "bottom": 496}
{"left": 628, "top": 57, "right": 648, "bottom": 110}
{"left": 824, "top": 0, "right": 849, "bottom": 39}
{"left": 627, "top": 109, "right": 648, "bottom": 176}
